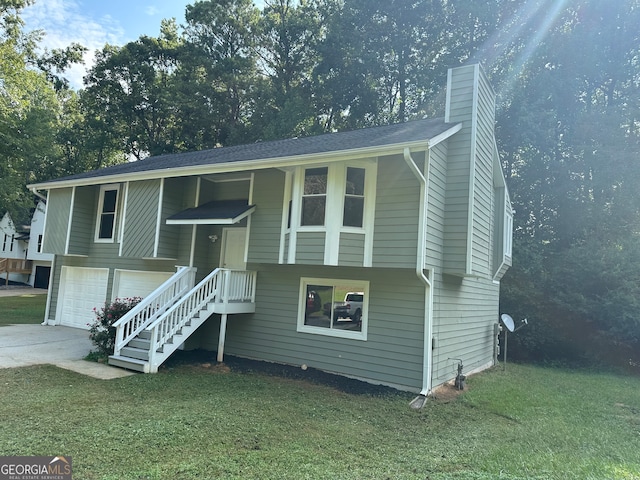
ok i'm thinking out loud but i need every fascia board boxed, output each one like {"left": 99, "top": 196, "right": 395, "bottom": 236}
{"left": 428, "top": 123, "right": 462, "bottom": 148}
{"left": 28, "top": 140, "right": 432, "bottom": 191}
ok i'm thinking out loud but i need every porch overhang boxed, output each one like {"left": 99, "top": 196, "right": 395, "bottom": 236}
{"left": 166, "top": 199, "right": 255, "bottom": 225}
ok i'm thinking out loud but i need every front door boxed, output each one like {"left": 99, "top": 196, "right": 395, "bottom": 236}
{"left": 220, "top": 227, "right": 247, "bottom": 269}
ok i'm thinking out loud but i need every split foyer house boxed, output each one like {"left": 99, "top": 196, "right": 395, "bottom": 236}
{"left": 29, "top": 64, "right": 512, "bottom": 394}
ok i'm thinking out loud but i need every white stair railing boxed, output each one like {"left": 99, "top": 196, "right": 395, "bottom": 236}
{"left": 146, "top": 269, "right": 256, "bottom": 371}
{"left": 113, "top": 266, "right": 196, "bottom": 356}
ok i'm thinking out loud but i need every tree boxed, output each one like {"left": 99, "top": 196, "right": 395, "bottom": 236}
{"left": 0, "top": 0, "right": 64, "bottom": 222}
{"left": 183, "top": 0, "right": 261, "bottom": 146}
{"left": 497, "top": 0, "right": 640, "bottom": 360}
{"left": 252, "top": 0, "right": 324, "bottom": 139}
{"left": 82, "top": 22, "right": 188, "bottom": 159}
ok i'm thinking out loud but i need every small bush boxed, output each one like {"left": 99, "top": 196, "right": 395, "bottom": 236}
{"left": 89, "top": 297, "right": 142, "bottom": 356}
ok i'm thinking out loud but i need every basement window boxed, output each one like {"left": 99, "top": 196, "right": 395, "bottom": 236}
{"left": 297, "top": 277, "right": 368, "bottom": 341}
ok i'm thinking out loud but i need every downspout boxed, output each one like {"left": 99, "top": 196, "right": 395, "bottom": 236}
{"left": 29, "top": 188, "right": 48, "bottom": 203}
{"left": 403, "top": 147, "right": 434, "bottom": 406}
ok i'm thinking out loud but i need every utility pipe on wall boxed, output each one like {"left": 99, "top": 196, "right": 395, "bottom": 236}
{"left": 403, "top": 147, "right": 434, "bottom": 398}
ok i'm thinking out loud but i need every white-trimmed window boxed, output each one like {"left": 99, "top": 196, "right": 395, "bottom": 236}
{"left": 2, "top": 234, "right": 7, "bottom": 251}
{"left": 504, "top": 207, "right": 513, "bottom": 258}
{"left": 297, "top": 277, "right": 368, "bottom": 341}
{"left": 301, "top": 167, "right": 328, "bottom": 226}
{"left": 37, "top": 234, "right": 43, "bottom": 253}
{"left": 343, "top": 167, "right": 365, "bottom": 227}
{"left": 95, "top": 184, "right": 120, "bottom": 242}
{"left": 294, "top": 162, "right": 375, "bottom": 231}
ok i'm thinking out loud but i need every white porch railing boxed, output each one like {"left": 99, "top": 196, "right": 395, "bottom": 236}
{"left": 146, "top": 268, "right": 256, "bottom": 371}
{"left": 113, "top": 266, "right": 196, "bottom": 356}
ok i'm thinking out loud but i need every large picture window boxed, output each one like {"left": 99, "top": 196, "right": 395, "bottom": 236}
{"left": 95, "top": 184, "right": 120, "bottom": 242}
{"left": 298, "top": 277, "right": 368, "bottom": 340}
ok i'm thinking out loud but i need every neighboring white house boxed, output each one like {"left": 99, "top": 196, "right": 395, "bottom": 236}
{"left": 0, "top": 200, "right": 53, "bottom": 288}
{"left": 27, "top": 200, "right": 54, "bottom": 288}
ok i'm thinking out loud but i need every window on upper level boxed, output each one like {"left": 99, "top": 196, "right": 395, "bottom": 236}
{"left": 95, "top": 184, "right": 120, "bottom": 242}
{"left": 504, "top": 207, "right": 513, "bottom": 259}
{"left": 283, "top": 161, "right": 376, "bottom": 266}
{"left": 301, "top": 167, "right": 327, "bottom": 226}
{"left": 343, "top": 167, "right": 365, "bottom": 227}
{"left": 37, "top": 234, "right": 43, "bottom": 253}
{"left": 294, "top": 162, "right": 375, "bottom": 231}
{"left": 2, "top": 234, "right": 7, "bottom": 252}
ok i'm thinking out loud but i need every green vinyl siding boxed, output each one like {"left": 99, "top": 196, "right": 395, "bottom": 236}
{"left": 198, "top": 264, "right": 425, "bottom": 391}
{"left": 248, "top": 169, "right": 285, "bottom": 264}
{"left": 295, "top": 232, "right": 325, "bottom": 264}
{"left": 157, "top": 177, "right": 195, "bottom": 260}
{"left": 338, "top": 232, "right": 364, "bottom": 266}
{"left": 43, "top": 188, "right": 73, "bottom": 254}
{"left": 67, "top": 186, "right": 96, "bottom": 256}
{"left": 199, "top": 177, "right": 250, "bottom": 204}
{"left": 469, "top": 72, "right": 496, "bottom": 277}
{"left": 425, "top": 142, "right": 448, "bottom": 270}
{"left": 443, "top": 65, "right": 473, "bottom": 275}
{"left": 444, "top": 64, "right": 499, "bottom": 278}
{"left": 121, "top": 180, "right": 160, "bottom": 258}
{"left": 372, "top": 154, "right": 419, "bottom": 268}
{"left": 430, "top": 272, "right": 499, "bottom": 387}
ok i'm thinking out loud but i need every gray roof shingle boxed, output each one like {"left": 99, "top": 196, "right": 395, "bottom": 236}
{"left": 37, "top": 117, "right": 454, "bottom": 186}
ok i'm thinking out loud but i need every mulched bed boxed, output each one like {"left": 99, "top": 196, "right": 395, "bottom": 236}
{"left": 162, "top": 348, "right": 408, "bottom": 398}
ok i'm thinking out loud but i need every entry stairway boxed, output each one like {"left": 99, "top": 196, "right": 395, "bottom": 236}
{"left": 108, "top": 266, "right": 256, "bottom": 373}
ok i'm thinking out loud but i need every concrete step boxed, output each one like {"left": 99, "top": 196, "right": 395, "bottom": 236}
{"left": 108, "top": 355, "right": 149, "bottom": 373}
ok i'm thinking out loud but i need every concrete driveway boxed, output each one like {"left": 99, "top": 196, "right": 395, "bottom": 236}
{"left": 0, "top": 324, "right": 134, "bottom": 379}
{"left": 0, "top": 286, "right": 134, "bottom": 379}
{"left": 0, "top": 286, "right": 135, "bottom": 379}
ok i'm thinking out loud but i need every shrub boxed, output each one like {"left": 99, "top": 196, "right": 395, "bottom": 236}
{"left": 89, "top": 297, "right": 142, "bottom": 356}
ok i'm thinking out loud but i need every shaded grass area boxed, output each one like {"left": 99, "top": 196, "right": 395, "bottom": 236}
{"left": 0, "top": 362, "right": 638, "bottom": 479}
{"left": 0, "top": 294, "right": 47, "bottom": 326}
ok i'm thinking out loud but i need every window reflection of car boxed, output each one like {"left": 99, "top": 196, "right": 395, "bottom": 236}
{"left": 305, "top": 290, "right": 321, "bottom": 316}
{"left": 324, "top": 292, "right": 364, "bottom": 322}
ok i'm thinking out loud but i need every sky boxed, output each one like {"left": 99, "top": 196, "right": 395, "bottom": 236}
{"left": 21, "top": 0, "right": 262, "bottom": 90}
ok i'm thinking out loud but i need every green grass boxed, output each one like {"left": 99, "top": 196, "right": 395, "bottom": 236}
{"left": 0, "top": 294, "right": 47, "bottom": 326}
{"left": 0, "top": 363, "right": 638, "bottom": 480}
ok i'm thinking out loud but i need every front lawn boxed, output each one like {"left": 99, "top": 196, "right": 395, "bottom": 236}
{"left": 0, "top": 362, "right": 638, "bottom": 479}
{"left": 0, "top": 294, "right": 47, "bottom": 326}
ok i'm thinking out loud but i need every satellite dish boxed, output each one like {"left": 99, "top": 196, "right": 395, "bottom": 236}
{"left": 500, "top": 314, "right": 515, "bottom": 332}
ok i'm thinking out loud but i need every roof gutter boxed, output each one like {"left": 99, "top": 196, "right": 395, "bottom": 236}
{"left": 29, "top": 187, "right": 47, "bottom": 202}
{"left": 28, "top": 139, "right": 435, "bottom": 191}
{"left": 403, "top": 147, "right": 434, "bottom": 405}
{"left": 27, "top": 125, "right": 464, "bottom": 192}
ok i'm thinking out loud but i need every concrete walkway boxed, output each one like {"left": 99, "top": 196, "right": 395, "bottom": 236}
{"left": 0, "top": 288, "right": 134, "bottom": 379}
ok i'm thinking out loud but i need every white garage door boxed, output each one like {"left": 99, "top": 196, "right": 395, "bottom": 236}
{"left": 112, "top": 270, "right": 173, "bottom": 300}
{"left": 57, "top": 267, "right": 109, "bottom": 329}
